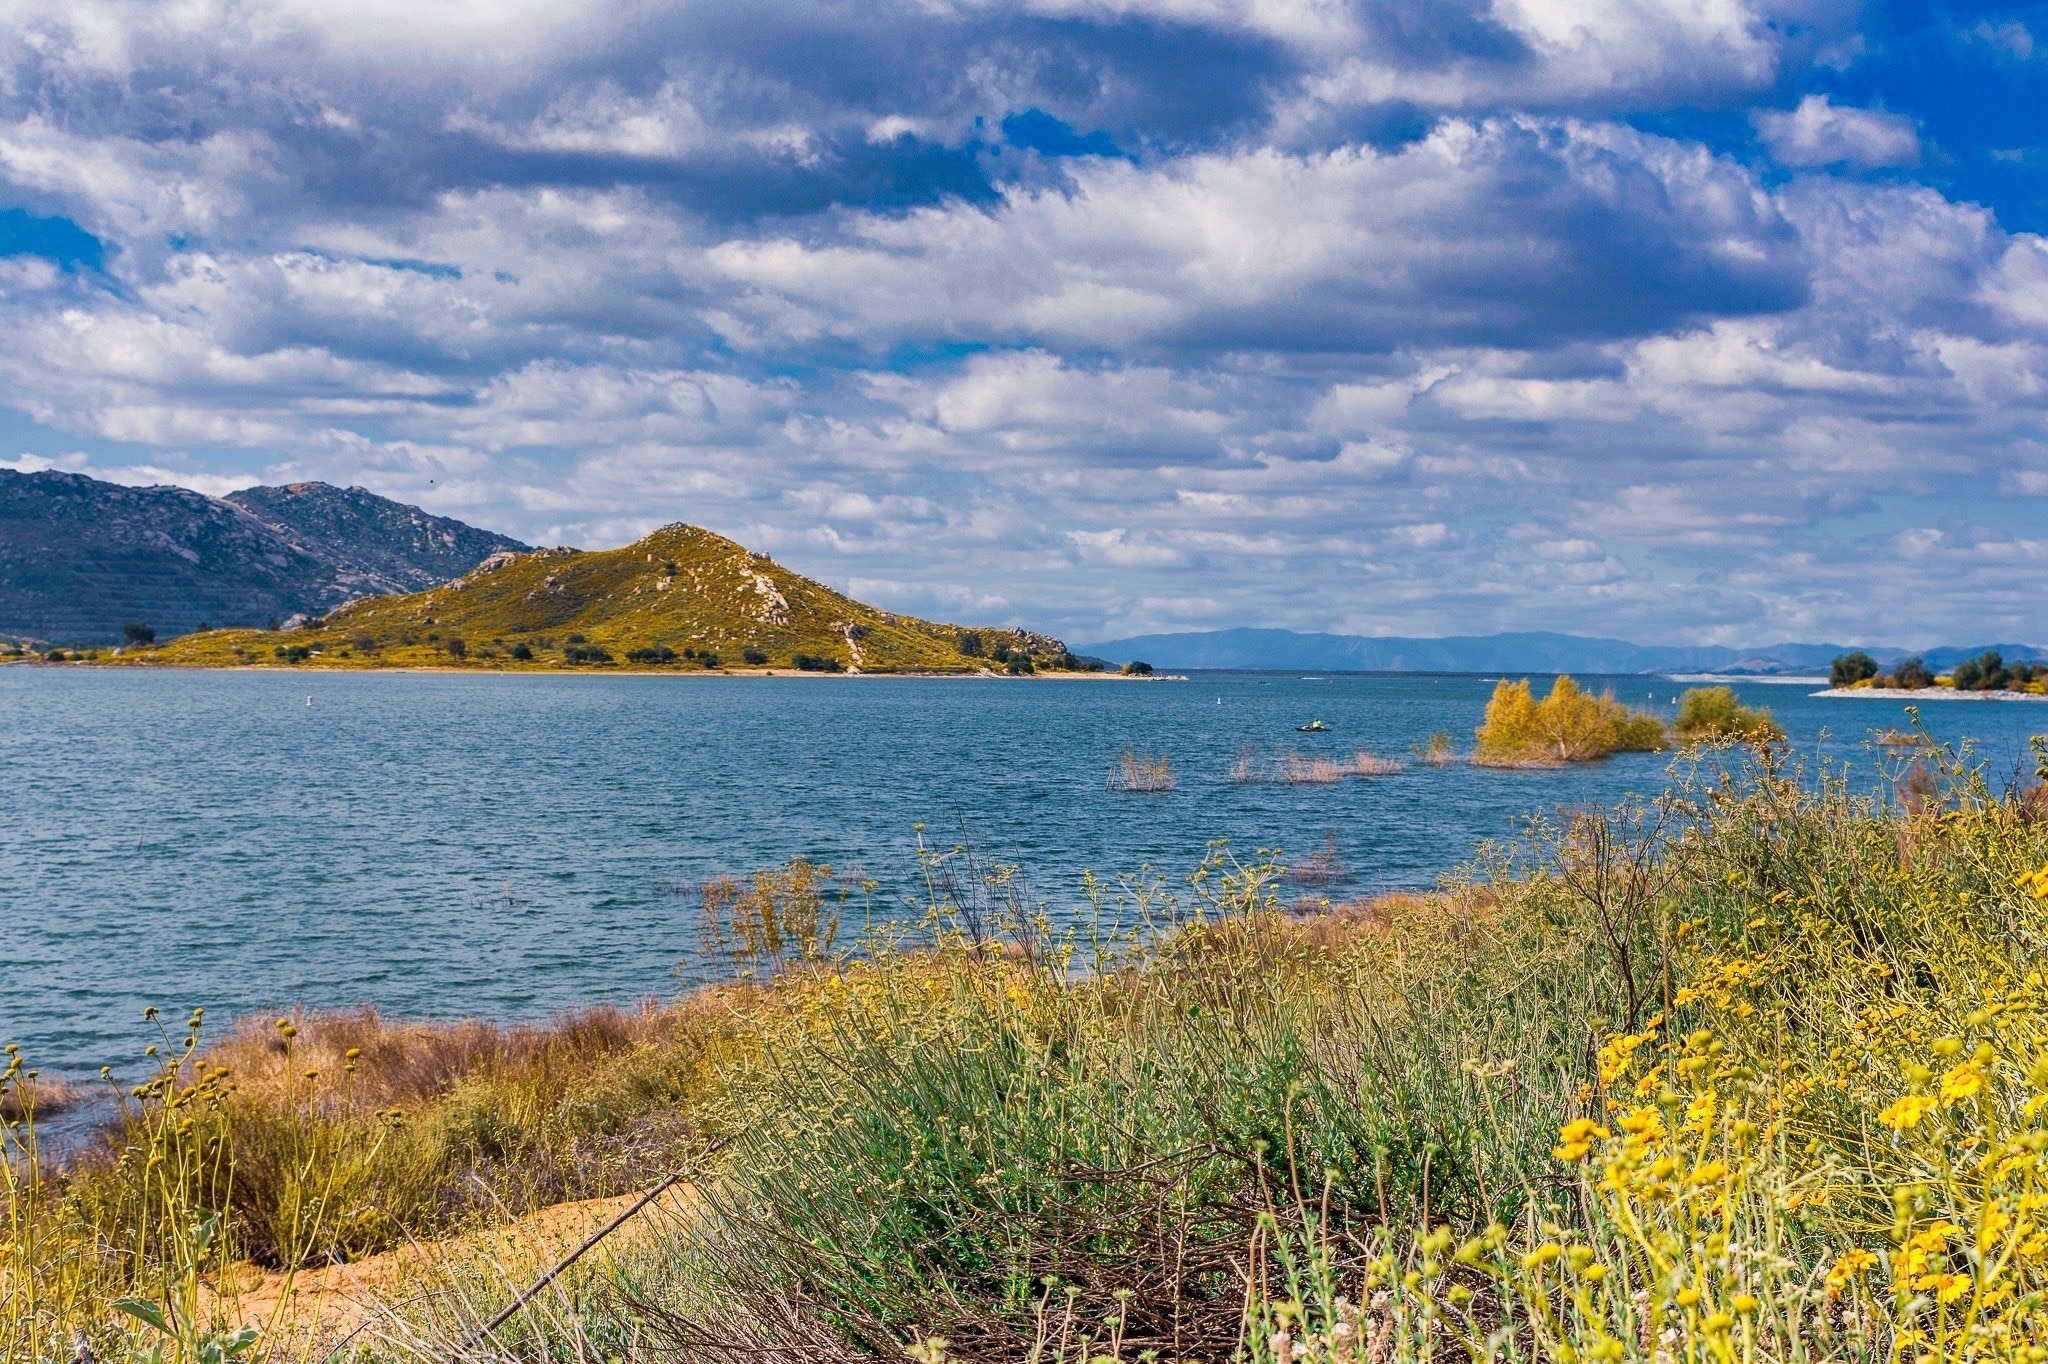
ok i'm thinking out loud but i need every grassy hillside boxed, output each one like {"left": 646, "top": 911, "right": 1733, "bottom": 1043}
{"left": 129, "top": 523, "right": 1077, "bottom": 674}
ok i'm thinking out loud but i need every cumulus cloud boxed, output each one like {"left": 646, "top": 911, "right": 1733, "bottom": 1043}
{"left": 1753, "top": 95, "right": 1920, "bottom": 169}
{"left": 0, "top": 0, "right": 2035, "bottom": 644}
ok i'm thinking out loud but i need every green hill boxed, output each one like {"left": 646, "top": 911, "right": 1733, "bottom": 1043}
{"left": 131, "top": 523, "right": 1077, "bottom": 674}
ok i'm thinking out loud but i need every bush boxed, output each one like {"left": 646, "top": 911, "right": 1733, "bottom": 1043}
{"left": 1892, "top": 655, "right": 1932, "bottom": 689}
{"left": 1473, "top": 676, "right": 1666, "bottom": 766}
{"left": 510, "top": 642, "right": 533, "bottom": 661}
{"left": 1829, "top": 650, "right": 1879, "bottom": 687}
{"left": 792, "top": 653, "right": 843, "bottom": 672}
{"left": 699, "top": 653, "right": 721, "bottom": 669}
{"left": 444, "top": 637, "right": 467, "bottom": 658}
{"left": 742, "top": 648, "right": 768, "bottom": 665}
{"left": 1121, "top": 660, "right": 1154, "bottom": 676}
{"left": 564, "top": 644, "right": 613, "bottom": 664}
{"left": 121, "top": 621, "right": 155, "bottom": 646}
{"left": 956, "top": 630, "right": 983, "bottom": 658}
{"left": 566, "top": 633, "right": 587, "bottom": 645}
{"left": 1005, "top": 655, "right": 1034, "bottom": 675}
{"left": 626, "top": 645, "right": 676, "bottom": 665}
{"left": 1952, "top": 650, "right": 2010, "bottom": 691}
{"left": 1673, "top": 685, "right": 1784, "bottom": 743}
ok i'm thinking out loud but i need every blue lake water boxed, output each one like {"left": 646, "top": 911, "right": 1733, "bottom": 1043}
{"left": 4, "top": 666, "right": 2044, "bottom": 1083}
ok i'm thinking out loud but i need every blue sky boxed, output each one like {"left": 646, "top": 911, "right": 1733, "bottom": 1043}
{"left": 0, "top": 0, "right": 2041, "bottom": 647}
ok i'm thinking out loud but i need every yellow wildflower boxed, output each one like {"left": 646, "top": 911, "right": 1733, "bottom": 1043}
{"left": 1617, "top": 1106, "right": 1667, "bottom": 1141}
{"left": 1940, "top": 1061, "right": 1985, "bottom": 1104}
{"left": 1879, "top": 1094, "right": 1937, "bottom": 1131}
{"left": 1552, "top": 1117, "right": 1609, "bottom": 1162}
{"left": 1826, "top": 1248, "right": 1878, "bottom": 1296}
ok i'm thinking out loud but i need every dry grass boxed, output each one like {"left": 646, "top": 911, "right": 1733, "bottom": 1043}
{"left": 1412, "top": 731, "right": 1459, "bottom": 766}
{"left": 1271, "top": 753, "right": 1349, "bottom": 784}
{"left": 1350, "top": 749, "right": 1403, "bottom": 775}
{"left": 0, "top": 1071, "right": 79, "bottom": 1121}
{"left": 1286, "top": 831, "right": 1351, "bottom": 887}
{"left": 1107, "top": 750, "right": 1177, "bottom": 792}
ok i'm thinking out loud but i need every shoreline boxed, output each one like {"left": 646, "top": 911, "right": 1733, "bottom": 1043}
{"left": 1811, "top": 686, "right": 2048, "bottom": 702}
{"left": 18, "top": 660, "right": 1185, "bottom": 681}
{"left": 1664, "top": 673, "right": 1827, "bottom": 685}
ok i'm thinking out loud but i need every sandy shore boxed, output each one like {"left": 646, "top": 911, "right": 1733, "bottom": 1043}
{"left": 1812, "top": 687, "right": 2048, "bottom": 702}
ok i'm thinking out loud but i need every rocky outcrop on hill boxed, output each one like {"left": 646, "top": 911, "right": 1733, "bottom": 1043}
{"left": 0, "top": 470, "right": 527, "bottom": 644}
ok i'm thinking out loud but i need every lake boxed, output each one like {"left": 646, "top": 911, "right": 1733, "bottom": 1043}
{"left": 5, "top": 666, "right": 2043, "bottom": 1082}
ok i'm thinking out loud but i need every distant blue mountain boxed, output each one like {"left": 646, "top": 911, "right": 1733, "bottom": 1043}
{"left": 1072, "top": 628, "right": 2046, "bottom": 676}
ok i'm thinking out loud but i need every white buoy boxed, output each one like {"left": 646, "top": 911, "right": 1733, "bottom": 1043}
{"left": 306, "top": 695, "right": 313, "bottom": 706}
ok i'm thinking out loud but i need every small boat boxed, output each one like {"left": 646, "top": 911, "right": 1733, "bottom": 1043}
{"left": 1297, "top": 719, "right": 1327, "bottom": 732}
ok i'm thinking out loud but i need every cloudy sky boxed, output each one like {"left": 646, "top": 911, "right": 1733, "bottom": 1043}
{"left": 0, "top": 0, "right": 2041, "bottom": 646}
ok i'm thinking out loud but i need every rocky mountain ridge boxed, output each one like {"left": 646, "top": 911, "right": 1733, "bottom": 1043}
{"left": 0, "top": 471, "right": 528, "bottom": 643}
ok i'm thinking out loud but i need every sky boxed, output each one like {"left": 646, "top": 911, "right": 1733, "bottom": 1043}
{"left": 0, "top": 0, "right": 2042, "bottom": 647}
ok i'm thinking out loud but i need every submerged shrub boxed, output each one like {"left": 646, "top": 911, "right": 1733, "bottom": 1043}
{"left": 1674, "top": 685, "right": 1783, "bottom": 743}
{"left": 1411, "top": 731, "right": 1458, "bottom": 765}
{"left": 1473, "top": 676, "right": 1665, "bottom": 766}
{"left": 1107, "top": 750, "right": 1176, "bottom": 792}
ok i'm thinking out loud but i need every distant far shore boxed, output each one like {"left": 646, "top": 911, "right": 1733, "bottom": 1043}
{"left": 1812, "top": 686, "right": 2048, "bottom": 702}
{"left": 1664, "top": 673, "right": 1828, "bottom": 685}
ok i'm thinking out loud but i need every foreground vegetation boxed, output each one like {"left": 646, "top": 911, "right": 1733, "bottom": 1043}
{"left": 94, "top": 523, "right": 1093, "bottom": 675}
{"left": 10, "top": 739, "right": 2048, "bottom": 1360}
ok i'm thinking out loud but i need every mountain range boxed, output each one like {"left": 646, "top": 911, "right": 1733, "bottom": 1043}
{"left": 1075, "top": 628, "right": 2046, "bottom": 677}
{"left": 0, "top": 471, "right": 528, "bottom": 643}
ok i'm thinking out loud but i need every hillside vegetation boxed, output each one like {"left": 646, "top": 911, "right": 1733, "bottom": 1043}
{"left": 129, "top": 523, "right": 1077, "bottom": 674}
{"left": 12, "top": 749, "right": 2048, "bottom": 1361}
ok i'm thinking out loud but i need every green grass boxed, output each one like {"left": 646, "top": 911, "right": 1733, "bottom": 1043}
{"left": 117, "top": 523, "right": 1084, "bottom": 674}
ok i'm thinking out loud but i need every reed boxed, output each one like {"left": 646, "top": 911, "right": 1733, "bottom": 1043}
{"left": 1107, "top": 749, "right": 1177, "bottom": 792}
{"left": 1271, "top": 752, "right": 1349, "bottom": 784}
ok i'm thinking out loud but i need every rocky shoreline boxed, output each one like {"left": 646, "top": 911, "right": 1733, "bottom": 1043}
{"left": 1812, "top": 686, "right": 2048, "bottom": 702}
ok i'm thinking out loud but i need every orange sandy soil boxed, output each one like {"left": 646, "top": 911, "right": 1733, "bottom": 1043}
{"left": 222, "top": 1184, "right": 693, "bottom": 1353}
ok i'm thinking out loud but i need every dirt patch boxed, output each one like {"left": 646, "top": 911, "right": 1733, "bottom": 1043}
{"left": 226, "top": 1184, "right": 693, "bottom": 1351}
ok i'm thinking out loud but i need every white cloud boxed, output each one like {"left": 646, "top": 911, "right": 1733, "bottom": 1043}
{"left": 1753, "top": 95, "right": 1919, "bottom": 168}
{"left": 0, "top": 0, "right": 2035, "bottom": 644}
